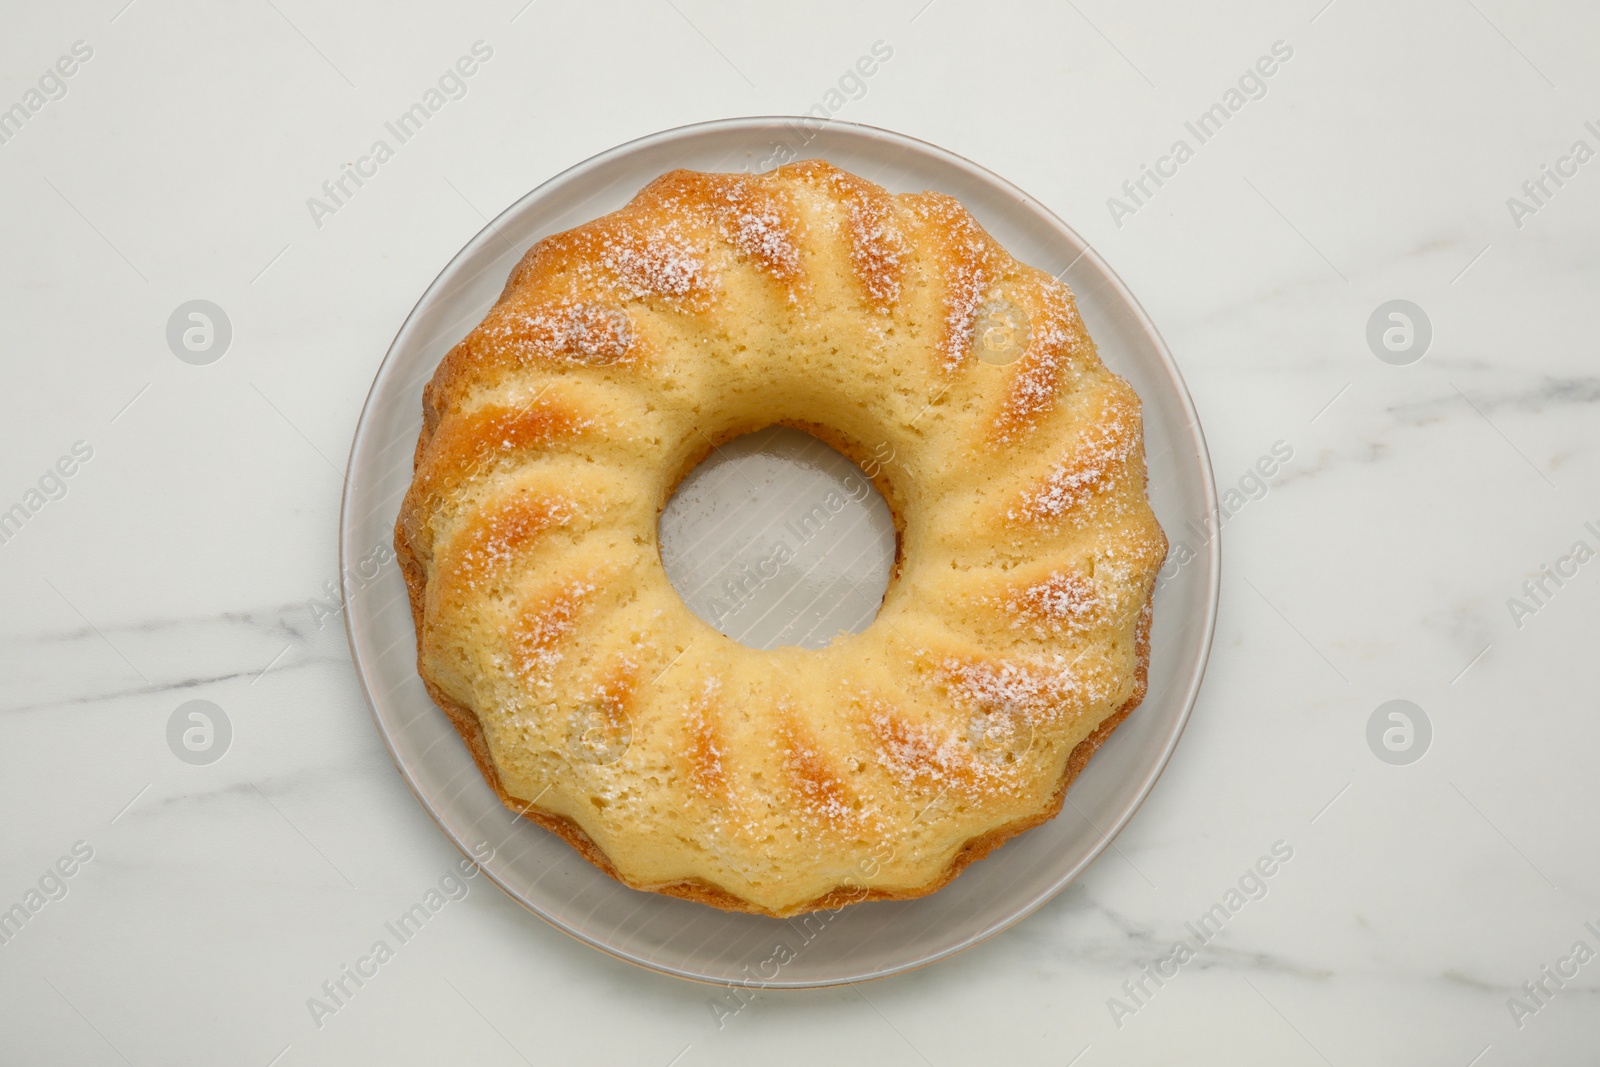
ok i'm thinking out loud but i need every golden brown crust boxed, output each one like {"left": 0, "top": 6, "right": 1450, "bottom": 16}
{"left": 397, "top": 513, "right": 1153, "bottom": 915}
{"left": 393, "top": 160, "right": 1167, "bottom": 918}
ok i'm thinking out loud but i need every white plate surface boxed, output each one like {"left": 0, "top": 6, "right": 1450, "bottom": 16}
{"left": 340, "top": 117, "right": 1219, "bottom": 987}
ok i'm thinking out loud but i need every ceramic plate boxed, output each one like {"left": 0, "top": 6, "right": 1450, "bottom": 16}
{"left": 340, "top": 117, "right": 1219, "bottom": 987}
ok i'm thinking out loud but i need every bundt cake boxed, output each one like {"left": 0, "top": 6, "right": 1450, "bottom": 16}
{"left": 395, "top": 160, "right": 1167, "bottom": 918}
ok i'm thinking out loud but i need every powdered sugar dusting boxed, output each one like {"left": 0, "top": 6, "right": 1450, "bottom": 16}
{"left": 938, "top": 652, "right": 1107, "bottom": 732}
{"left": 737, "top": 208, "right": 796, "bottom": 270}
{"left": 992, "top": 282, "right": 1084, "bottom": 441}
{"left": 998, "top": 569, "right": 1098, "bottom": 637}
{"left": 467, "top": 404, "right": 594, "bottom": 469}
{"left": 414, "top": 400, "right": 591, "bottom": 513}
{"left": 685, "top": 677, "right": 728, "bottom": 799}
{"left": 451, "top": 497, "right": 576, "bottom": 592}
{"left": 491, "top": 302, "right": 635, "bottom": 366}
{"left": 778, "top": 715, "right": 861, "bottom": 830}
{"left": 641, "top": 177, "right": 804, "bottom": 285}
{"left": 596, "top": 223, "right": 709, "bottom": 302}
{"left": 942, "top": 657, "right": 1067, "bottom": 720}
{"left": 906, "top": 194, "right": 998, "bottom": 371}
{"left": 721, "top": 184, "right": 803, "bottom": 279}
{"left": 941, "top": 243, "right": 992, "bottom": 371}
{"left": 871, "top": 710, "right": 1011, "bottom": 796}
{"left": 511, "top": 578, "right": 596, "bottom": 678}
{"left": 827, "top": 170, "right": 906, "bottom": 309}
{"left": 1009, "top": 405, "right": 1137, "bottom": 523}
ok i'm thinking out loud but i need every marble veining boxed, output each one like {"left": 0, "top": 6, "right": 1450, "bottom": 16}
{"left": 2, "top": 1, "right": 1597, "bottom": 1063}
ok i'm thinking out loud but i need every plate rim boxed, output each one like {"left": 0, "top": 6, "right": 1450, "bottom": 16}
{"left": 339, "top": 114, "right": 1221, "bottom": 988}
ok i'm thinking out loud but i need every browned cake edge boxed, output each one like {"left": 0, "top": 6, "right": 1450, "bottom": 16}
{"left": 395, "top": 484, "right": 1154, "bottom": 919}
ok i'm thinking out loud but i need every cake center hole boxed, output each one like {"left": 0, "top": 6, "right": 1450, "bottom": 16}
{"left": 659, "top": 427, "right": 895, "bottom": 651}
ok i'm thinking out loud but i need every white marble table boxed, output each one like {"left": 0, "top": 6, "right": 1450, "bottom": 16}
{"left": 3, "top": 1, "right": 1597, "bottom": 1064}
